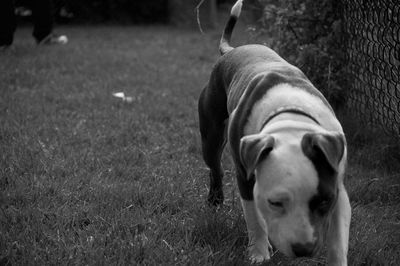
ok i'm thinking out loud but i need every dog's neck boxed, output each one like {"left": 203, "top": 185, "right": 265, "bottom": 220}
{"left": 260, "top": 106, "right": 320, "bottom": 133}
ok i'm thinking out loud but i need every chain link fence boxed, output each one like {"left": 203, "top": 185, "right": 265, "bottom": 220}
{"left": 341, "top": 0, "right": 400, "bottom": 137}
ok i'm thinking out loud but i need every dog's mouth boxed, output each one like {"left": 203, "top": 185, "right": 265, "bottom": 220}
{"left": 278, "top": 241, "right": 322, "bottom": 258}
{"left": 268, "top": 227, "right": 322, "bottom": 258}
{"left": 289, "top": 246, "right": 319, "bottom": 258}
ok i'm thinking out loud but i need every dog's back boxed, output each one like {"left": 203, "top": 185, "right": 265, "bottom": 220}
{"left": 211, "top": 44, "right": 330, "bottom": 113}
{"left": 214, "top": 0, "right": 333, "bottom": 117}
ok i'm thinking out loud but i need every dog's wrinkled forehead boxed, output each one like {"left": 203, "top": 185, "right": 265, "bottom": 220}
{"left": 256, "top": 137, "right": 319, "bottom": 193}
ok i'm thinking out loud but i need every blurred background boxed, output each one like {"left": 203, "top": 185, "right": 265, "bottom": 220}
{"left": 14, "top": 0, "right": 238, "bottom": 25}
{"left": 13, "top": 0, "right": 399, "bottom": 137}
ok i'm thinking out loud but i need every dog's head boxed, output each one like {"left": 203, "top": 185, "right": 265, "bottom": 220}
{"left": 240, "top": 129, "right": 345, "bottom": 257}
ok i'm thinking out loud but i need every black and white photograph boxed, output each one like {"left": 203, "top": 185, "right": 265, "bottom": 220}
{"left": 1, "top": 0, "right": 399, "bottom": 265}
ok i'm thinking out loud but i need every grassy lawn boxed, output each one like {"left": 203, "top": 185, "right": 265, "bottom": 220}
{"left": 0, "top": 25, "right": 399, "bottom": 265}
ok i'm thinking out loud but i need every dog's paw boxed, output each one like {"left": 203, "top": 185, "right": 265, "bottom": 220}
{"left": 248, "top": 241, "right": 273, "bottom": 264}
{"left": 249, "top": 252, "right": 269, "bottom": 264}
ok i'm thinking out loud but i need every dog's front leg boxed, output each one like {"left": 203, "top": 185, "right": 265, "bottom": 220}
{"left": 241, "top": 198, "right": 273, "bottom": 263}
{"left": 326, "top": 185, "right": 351, "bottom": 266}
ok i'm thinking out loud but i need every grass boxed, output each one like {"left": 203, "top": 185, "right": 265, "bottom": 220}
{"left": 0, "top": 25, "right": 399, "bottom": 265}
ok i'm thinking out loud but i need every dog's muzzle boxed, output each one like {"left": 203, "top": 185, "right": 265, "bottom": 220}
{"left": 291, "top": 241, "right": 317, "bottom": 257}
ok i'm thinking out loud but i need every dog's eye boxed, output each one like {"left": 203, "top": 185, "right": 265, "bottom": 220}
{"left": 320, "top": 200, "right": 329, "bottom": 208}
{"left": 317, "top": 200, "right": 331, "bottom": 215}
{"left": 268, "top": 199, "right": 284, "bottom": 208}
{"left": 310, "top": 194, "right": 335, "bottom": 216}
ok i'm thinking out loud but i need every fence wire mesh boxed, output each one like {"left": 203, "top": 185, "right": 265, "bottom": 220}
{"left": 342, "top": 0, "right": 400, "bottom": 137}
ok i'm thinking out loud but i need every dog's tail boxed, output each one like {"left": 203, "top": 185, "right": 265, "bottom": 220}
{"left": 219, "top": 0, "right": 243, "bottom": 55}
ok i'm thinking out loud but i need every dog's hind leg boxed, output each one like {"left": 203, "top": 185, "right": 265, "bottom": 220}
{"left": 198, "top": 83, "right": 229, "bottom": 206}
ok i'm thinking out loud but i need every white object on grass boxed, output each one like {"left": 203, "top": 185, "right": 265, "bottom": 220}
{"left": 112, "top": 92, "right": 133, "bottom": 103}
{"left": 58, "top": 35, "right": 68, "bottom": 44}
{"left": 113, "top": 92, "right": 126, "bottom": 99}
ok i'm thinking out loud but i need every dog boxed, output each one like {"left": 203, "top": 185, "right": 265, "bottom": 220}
{"left": 198, "top": 0, "right": 351, "bottom": 265}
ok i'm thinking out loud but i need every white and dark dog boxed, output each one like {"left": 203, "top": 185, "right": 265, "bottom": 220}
{"left": 198, "top": 0, "right": 351, "bottom": 265}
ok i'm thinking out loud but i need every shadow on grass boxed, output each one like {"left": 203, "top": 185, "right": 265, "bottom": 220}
{"left": 190, "top": 206, "right": 248, "bottom": 264}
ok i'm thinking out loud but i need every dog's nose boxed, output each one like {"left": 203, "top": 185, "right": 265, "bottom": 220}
{"left": 291, "top": 242, "right": 315, "bottom": 257}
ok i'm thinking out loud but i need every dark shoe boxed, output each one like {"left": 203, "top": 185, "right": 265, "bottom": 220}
{"left": 0, "top": 45, "right": 11, "bottom": 51}
{"left": 37, "top": 33, "right": 68, "bottom": 45}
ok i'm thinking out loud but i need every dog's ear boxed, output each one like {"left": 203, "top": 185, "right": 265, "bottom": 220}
{"left": 301, "top": 132, "right": 345, "bottom": 173}
{"left": 240, "top": 133, "right": 275, "bottom": 180}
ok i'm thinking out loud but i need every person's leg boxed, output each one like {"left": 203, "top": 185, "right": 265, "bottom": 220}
{"left": 31, "top": 0, "right": 53, "bottom": 43}
{"left": 0, "top": 0, "right": 17, "bottom": 46}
